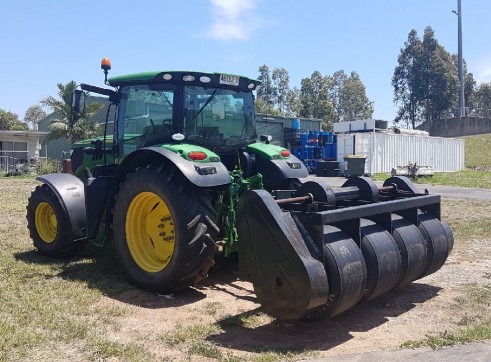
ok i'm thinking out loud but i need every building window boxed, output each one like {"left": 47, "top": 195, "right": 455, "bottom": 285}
{"left": 0, "top": 141, "right": 28, "bottom": 163}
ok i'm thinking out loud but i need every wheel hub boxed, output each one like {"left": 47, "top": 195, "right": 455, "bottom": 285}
{"left": 35, "top": 202, "right": 57, "bottom": 243}
{"left": 126, "top": 192, "right": 175, "bottom": 272}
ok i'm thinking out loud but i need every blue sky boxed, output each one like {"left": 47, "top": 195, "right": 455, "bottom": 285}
{"left": 1, "top": 0, "right": 491, "bottom": 122}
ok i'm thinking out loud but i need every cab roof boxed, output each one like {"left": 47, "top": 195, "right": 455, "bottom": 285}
{"left": 107, "top": 71, "right": 260, "bottom": 92}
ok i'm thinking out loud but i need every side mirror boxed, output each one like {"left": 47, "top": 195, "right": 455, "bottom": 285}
{"left": 72, "top": 90, "right": 86, "bottom": 114}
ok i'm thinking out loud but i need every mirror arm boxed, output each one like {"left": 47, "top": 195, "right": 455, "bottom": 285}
{"left": 80, "top": 83, "right": 119, "bottom": 102}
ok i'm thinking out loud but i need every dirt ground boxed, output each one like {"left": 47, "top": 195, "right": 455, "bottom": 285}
{"left": 96, "top": 232, "right": 491, "bottom": 361}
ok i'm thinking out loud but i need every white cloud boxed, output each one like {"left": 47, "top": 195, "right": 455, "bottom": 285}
{"left": 201, "top": 0, "right": 264, "bottom": 41}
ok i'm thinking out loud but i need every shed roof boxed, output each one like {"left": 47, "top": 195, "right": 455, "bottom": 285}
{"left": 0, "top": 130, "right": 49, "bottom": 138}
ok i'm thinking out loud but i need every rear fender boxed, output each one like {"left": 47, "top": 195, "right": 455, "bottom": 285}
{"left": 36, "top": 173, "right": 87, "bottom": 240}
{"left": 117, "top": 147, "right": 231, "bottom": 188}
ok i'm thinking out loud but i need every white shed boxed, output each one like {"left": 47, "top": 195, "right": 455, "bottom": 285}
{"left": 337, "top": 131, "right": 465, "bottom": 175}
{"left": 0, "top": 130, "right": 48, "bottom": 171}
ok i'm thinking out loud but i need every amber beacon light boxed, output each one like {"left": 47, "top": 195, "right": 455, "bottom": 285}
{"left": 101, "top": 57, "right": 112, "bottom": 83}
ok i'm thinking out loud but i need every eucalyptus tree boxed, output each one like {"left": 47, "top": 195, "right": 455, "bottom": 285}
{"left": 393, "top": 27, "right": 460, "bottom": 127}
{"left": 257, "top": 65, "right": 276, "bottom": 109}
{"left": 336, "top": 71, "right": 373, "bottom": 122}
{"left": 299, "top": 71, "right": 336, "bottom": 129}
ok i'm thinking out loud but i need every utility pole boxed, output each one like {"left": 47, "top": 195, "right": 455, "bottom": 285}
{"left": 453, "top": 0, "right": 465, "bottom": 119}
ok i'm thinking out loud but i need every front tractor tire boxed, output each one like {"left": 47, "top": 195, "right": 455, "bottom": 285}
{"left": 113, "top": 164, "right": 218, "bottom": 293}
{"left": 26, "top": 184, "right": 82, "bottom": 257}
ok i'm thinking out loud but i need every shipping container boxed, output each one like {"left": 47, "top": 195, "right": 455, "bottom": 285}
{"left": 336, "top": 132, "right": 464, "bottom": 175}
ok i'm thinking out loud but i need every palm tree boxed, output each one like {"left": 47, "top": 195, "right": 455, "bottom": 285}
{"left": 41, "top": 81, "right": 104, "bottom": 142}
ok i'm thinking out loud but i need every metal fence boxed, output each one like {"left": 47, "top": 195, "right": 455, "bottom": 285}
{"left": 0, "top": 156, "right": 21, "bottom": 173}
{"left": 443, "top": 108, "right": 491, "bottom": 119}
{"left": 0, "top": 157, "right": 61, "bottom": 175}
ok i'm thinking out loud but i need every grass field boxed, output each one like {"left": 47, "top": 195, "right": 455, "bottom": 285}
{"left": 463, "top": 133, "right": 491, "bottom": 169}
{"left": 1, "top": 176, "right": 490, "bottom": 361}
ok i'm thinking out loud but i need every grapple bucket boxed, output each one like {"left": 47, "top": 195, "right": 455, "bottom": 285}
{"left": 237, "top": 176, "right": 453, "bottom": 321}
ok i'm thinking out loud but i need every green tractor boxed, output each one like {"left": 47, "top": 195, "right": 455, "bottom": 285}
{"left": 26, "top": 59, "right": 454, "bottom": 321}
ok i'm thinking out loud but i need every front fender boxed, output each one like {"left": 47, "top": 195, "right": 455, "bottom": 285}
{"left": 253, "top": 153, "right": 308, "bottom": 188}
{"left": 118, "top": 147, "right": 231, "bottom": 188}
{"left": 36, "top": 173, "right": 87, "bottom": 240}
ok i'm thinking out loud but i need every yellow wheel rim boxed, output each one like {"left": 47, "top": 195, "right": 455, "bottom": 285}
{"left": 35, "top": 202, "right": 58, "bottom": 243}
{"left": 126, "top": 192, "right": 175, "bottom": 273}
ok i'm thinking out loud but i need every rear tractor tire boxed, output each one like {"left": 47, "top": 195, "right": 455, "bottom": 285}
{"left": 26, "top": 184, "right": 83, "bottom": 257}
{"left": 112, "top": 164, "right": 218, "bottom": 293}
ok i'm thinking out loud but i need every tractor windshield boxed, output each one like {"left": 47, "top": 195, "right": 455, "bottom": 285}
{"left": 183, "top": 86, "right": 256, "bottom": 146}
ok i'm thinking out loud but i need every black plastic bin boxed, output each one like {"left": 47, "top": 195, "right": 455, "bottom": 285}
{"left": 343, "top": 155, "right": 366, "bottom": 177}
{"left": 316, "top": 160, "right": 340, "bottom": 177}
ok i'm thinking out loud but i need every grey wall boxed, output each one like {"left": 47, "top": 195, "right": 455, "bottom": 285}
{"left": 418, "top": 117, "right": 491, "bottom": 138}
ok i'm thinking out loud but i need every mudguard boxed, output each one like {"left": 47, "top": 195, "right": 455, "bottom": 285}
{"left": 36, "top": 173, "right": 87, "bottom": 241}
{"left": 253, "top": 154, "right": 309, "bottom": 188}
{"left": 118, "top": 147, "right": 231, "bottom": 188}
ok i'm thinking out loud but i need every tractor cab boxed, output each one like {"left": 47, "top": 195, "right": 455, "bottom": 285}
{"left": 108, "top": 71, "right": 260, "bottom": 159}
{"left": 73, "top": 62, "right": 262, "bottom": 176}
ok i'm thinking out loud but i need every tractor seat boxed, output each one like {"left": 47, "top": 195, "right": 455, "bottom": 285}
{"left": 142, "top": 124, "right": 171, "bottom": 146}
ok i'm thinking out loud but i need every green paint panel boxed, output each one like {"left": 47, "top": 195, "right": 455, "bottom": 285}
{"left": 247, "top": 143, "right": 290, "bottom": 160}
{"left": 162, "top": 143, "right": 220, "bottom": 163}
{"left": 107, "top": 71, "right": 260, "bottom": 88}
{"left": 108, "top": 72, "right": 163, "bottom": 86}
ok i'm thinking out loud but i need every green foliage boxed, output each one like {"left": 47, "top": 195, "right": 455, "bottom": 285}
{"left": 335, "top": 70, "right": 374, "bottom": 122}
{"left": 472, "top": 82, "right": 491, "bottom": 111}
{"left": 393, "top": 26, "right": 460, "bottom": 128}
{"left": 36, "top": 158, "right": 62, "bottom": 175}
{"left": 451, "top": 56, "right": 476, "bottom": 109}
{"left": 0, "top": 109, "right": 28, "bottom": 131}
{"left": 257, "top": 65, "right": 276, "bottom": 108}
{"left": 299, "top": 71, "right": 336, "bottom": 129}
{"left": 297, "top": 69, "right": 373, "bottom": 129}
{"left": 256, "top": 65, "right": 297, "bottom": 117}
{"left": 255, "top": 98, "right": 281, "bottom": 115}
{"left": 271, "top": 67, "right": 290, "bottom": 115}
{"left": 41, "top": 81, "right": 104, "bottom": 142}
{"left": 256, "top": 65, "right": 373, "bottom": 126}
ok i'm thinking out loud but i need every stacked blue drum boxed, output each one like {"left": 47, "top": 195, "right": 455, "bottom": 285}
{"left": 284, "top": 129, "right": 338, "bottom": 174}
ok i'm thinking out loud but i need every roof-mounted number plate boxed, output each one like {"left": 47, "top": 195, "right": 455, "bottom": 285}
{"left": 219, "top": 74, "right": 240, "bottom": 86}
